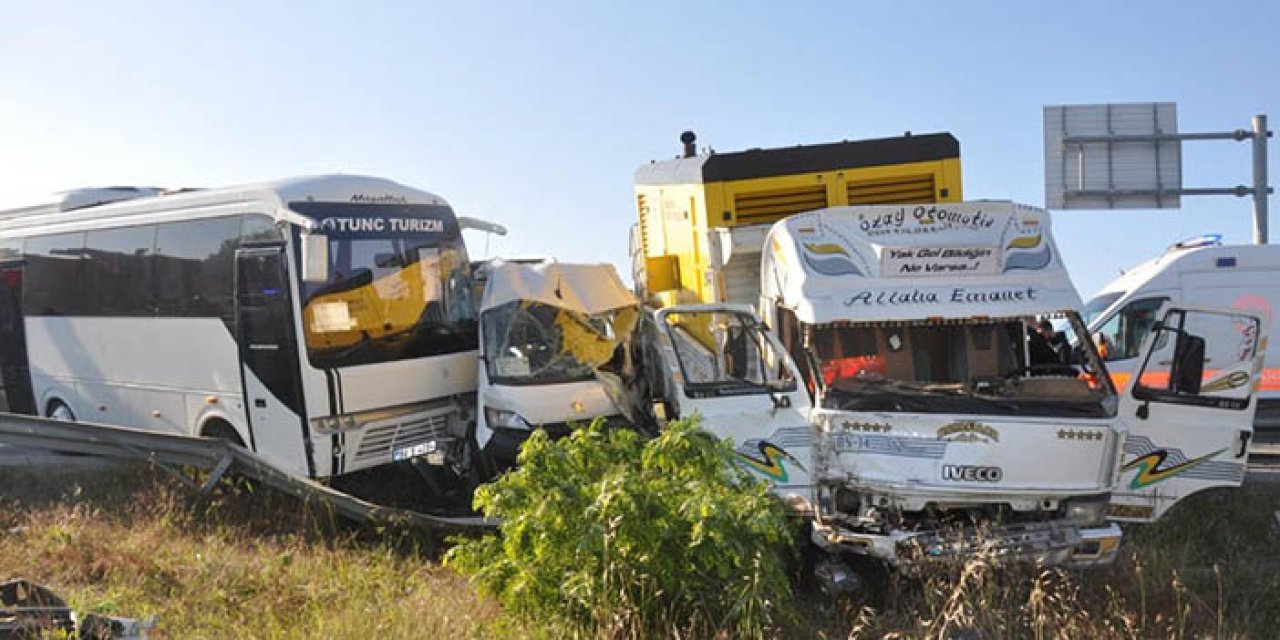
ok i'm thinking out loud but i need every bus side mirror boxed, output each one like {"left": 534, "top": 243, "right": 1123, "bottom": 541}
{"left": 301, "top": 233, "right": 330, "bottom": 283}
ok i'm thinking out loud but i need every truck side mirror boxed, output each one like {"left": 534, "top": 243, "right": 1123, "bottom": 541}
{"left": 301, "top": 233, "right": 330, "bottom": 284}
{"left": 1171, "top": 333, "right": 1205, "bottom": 395}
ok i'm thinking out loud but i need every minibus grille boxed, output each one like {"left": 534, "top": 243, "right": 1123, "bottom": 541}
{"left": 353, "top": 413, "right": 451, "bottom": 463}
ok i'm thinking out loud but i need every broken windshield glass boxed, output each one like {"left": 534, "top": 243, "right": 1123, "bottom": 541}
{"left": 812, "top": 313, "right": 1115, "bottom": 417}
{"left": 483, "top": 300, "right": 638, "bottom": 385}
{"left": 663, "top": 309, "right": 796, "bottom": 395}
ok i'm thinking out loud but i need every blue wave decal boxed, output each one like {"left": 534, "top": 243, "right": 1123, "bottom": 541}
{"left": 1123, "top": 435, "right": 1246, "bottom": 484}
{"left": 1002, "top": 244, "right": 1052, "bottom": 272}
{"left": 802, "top": 253, "right": 863, "bottom": 276}
{"left": 736, "top": 441, "right": 806, "bottom": 482}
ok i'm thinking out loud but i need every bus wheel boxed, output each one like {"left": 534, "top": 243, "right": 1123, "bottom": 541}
{"left": 46, "top": 400, "right": 76, "bottom": 422}
{"left": 201, "top": 420, "right": 246, "bottom": 449}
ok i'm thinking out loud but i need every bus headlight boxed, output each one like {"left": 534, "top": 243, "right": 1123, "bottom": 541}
{"left": 485, "top": 407, "right": 532, "bottom": 431}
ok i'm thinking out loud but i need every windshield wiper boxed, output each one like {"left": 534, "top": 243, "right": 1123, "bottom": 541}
{"left": 409, "top": 318, "right": 476, "bottom": 341}
{"left": 309, "top": 269, "right": 373, "bottom": 299}
{"left": 319, "top": 333, "right": 381, "bottom": 366}
{"left": 834, "top": 379, "right": 965, "bottom": 397}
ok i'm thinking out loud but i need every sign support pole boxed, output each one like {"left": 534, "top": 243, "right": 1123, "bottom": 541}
{"left": 1254, "top": 114, "right": 1270, "bottom": 244}
{"left": 1052, "top": 108, "right": 1272, "bottom": 244}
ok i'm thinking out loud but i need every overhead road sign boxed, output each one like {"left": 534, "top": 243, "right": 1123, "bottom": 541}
{"left": 1045, "top": 102, "right": 1182, "bottom": 210}
{"left": 1045, "top": 103, "right": 1272, "bottom": 244}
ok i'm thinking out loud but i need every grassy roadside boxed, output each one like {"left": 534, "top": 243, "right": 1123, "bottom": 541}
{"left": 794, "top": 482, "right": 1280, "bottom": 639}
{"left": 0, "top": 464, "right": 525, "bottom": 639}
{"left": 2, "top": 464, "right": 1278, "bottom": 638}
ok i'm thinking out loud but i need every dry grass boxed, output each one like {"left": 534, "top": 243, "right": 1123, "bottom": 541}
{"left": 0, "top": 463, "right": 523, "bottom": 639}
{"left": 2, "top": 462, "right": 1278, "bottom": 639}
{"left": 795, "top": 483, "right": 1280, "bottom": 639}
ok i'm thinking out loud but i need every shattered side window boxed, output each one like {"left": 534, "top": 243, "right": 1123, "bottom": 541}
{"left": 664, "top": 310, "right": 794, "bottom": 390}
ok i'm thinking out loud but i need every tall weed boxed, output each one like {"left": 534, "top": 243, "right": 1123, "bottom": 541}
{"left": 445, "top": 417, "right": 794, "bottom": 639}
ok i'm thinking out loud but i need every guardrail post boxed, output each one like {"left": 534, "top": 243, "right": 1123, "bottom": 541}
{"left": 201, "top": 452, "right": 236, "bottom": 493}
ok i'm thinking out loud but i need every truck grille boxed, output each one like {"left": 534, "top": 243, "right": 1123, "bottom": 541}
{"left": 353, "top": 412, "right": 451, "bottom": 464}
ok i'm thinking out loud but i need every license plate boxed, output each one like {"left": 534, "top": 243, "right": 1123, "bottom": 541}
{"left": 392, "top": 441, "right": 437, "bottom": 462}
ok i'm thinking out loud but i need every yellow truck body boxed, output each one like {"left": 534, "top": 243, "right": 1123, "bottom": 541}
{"left": 633, "top": 133, "right": 963, "bottom": 309}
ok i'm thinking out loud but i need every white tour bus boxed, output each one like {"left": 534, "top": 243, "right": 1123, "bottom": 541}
{"left": 0, "top": 175, "right": 485, "bottom": 480}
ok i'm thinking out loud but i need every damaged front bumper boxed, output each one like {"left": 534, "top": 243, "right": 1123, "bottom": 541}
{"left": 812, "top": 520, "right": 1123, "bottom": 569}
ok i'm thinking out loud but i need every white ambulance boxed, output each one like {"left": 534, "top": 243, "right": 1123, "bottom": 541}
{"left": 1086, "top": 236, "right": 1280, "bottom": 438}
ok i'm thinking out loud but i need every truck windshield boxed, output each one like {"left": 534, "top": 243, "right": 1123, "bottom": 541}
{"left": 663, "top": 310, "right": 796, "bottom": 396}
{"left": 813, "top": 312, "right": 1115, "bottom": 418}
{"left": 290, "top": 202, "right": 477, "bottom": 369}
{"left": 483, "top": 301, "right": 638, "bottom": 385}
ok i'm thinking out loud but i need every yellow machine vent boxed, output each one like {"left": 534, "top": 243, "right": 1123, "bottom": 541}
{"left": 733, "top": 185, "right": 829, "bottom": 225}
{"left": 847, "top": 174, "right": 937, "bottom": 205}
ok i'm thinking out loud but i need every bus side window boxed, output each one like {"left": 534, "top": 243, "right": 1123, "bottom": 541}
{"left": 154, "top": 218, "right": 242, "bottom": 321}
{"left": 84, "top": 225, "right": 157, "bottom": 316}
{"left": 241, "top": 214, "right": 282, "bottom": 242}
{"left": 22, "top": 232, "right": 87, "bottom": 317}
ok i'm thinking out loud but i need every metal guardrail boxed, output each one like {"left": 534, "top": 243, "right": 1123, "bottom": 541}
{"left": 1247, "top": 429, "right": 1280, "bottom": 481}
{"left": 5, "top": 410, "right": 1274, "bottom": 509}
{"left": 0, "top": 412, "right": 496, "bottom": 533}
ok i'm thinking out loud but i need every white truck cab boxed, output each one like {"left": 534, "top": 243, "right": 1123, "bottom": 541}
{"left": 736, "top": 202, "right": 1268, "bottom": 570}
{"left": 639, "top": 303, "right": 815, "bottom": 512}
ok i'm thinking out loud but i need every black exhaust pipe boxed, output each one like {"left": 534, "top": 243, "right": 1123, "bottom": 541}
{"left": 680, "top": 130, "right": 697, "bottom": 158}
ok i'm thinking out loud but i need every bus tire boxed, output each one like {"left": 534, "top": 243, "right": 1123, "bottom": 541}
{"left": 201, "top": 420, "right": 246, "bottom": 449}
{"left": 46, "top": 400, "right": 76, "bottom": 422}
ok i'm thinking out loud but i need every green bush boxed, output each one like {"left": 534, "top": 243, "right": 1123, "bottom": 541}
{"left": 445, "top": 417, "right": 794, "bottom": 639}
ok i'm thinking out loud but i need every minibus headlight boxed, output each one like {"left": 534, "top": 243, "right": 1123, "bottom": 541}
{"left": 485, "top": 407, "right": 532, "bottom": 430}
{"left": 311, "top": 416, "right": 340, "bottom": 433}
{"left": 311, "top": 414, "right": 362, "bottom": 434}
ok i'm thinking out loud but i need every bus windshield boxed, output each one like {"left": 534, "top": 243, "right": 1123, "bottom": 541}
{"left": 482, "top": 301, "right": 637, "bottom": 385}
{"left": 812, "top": 313, "right": 1115, "bottom": 418}
{"left": 290, "top": 201, "right": 477, "bottom": 369}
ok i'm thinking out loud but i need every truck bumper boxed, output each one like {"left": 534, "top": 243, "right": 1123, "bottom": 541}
{"left": 813, "top": 519, "right": 1123, "bottom": 568}
{"left": 1065, "top": 522, "right": 1124, "bottom": 567}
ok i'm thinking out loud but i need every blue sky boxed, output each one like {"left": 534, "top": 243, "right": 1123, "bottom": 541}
{"left": 1, "top": 1, "right": 1276, "bottom": 299}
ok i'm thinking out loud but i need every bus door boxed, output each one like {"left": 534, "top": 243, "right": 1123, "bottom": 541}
{"left": 235, "top": 247, "right": 313, "bottom": 476}
{"left": 0, "top": 262, "right": 34, "bottom": 414}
